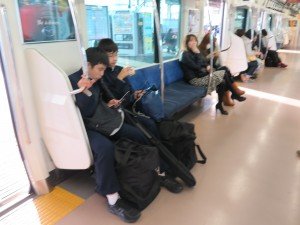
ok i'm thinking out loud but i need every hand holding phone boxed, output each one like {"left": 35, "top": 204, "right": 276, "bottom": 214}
{"left": 119, "top": 91, "right": 130, "bottom": 103}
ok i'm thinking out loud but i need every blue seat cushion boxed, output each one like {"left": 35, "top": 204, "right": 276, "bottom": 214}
{"left": 127, "top": 64, "right": 161, "bottom": 90}
{"left": 163, "top": 81, "right": 207, "bottom": 117}
{"left": 164, "top": 59, "right": 184, "bottom": 85}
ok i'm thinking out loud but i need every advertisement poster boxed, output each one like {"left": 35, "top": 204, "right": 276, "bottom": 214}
{"left": 17, "top": 0, "right": 75, "bottom": 43}
{"left": 188, "top": 9, "right": 200, "bottom": 36}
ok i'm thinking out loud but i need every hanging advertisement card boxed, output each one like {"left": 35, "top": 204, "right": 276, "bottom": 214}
{"left": 17, "top": 0, "right": 75, "bottom": 43}
{"left": 188, "top": 9, "right": 201, "bottom": 36}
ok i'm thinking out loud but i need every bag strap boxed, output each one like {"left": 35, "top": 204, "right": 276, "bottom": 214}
{"left": 195, "top": 144, "right": 207, "bottom": 164}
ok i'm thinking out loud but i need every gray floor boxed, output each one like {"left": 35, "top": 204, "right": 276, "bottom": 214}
{"left": 56, "top": 52, "right": 300, "bottom": 225}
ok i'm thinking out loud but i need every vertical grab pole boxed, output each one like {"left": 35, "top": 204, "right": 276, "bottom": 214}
{"left": 152, "top": 0, "right": 165, "bottom": 102}
{"left": 0, "top": 5, "right": 31, "bottom": 144}
{"left": 248, "top": 7, "right": 253, "bottom": 40}
{"left": 68, "top": 0, "right": 92, "bottom": 96}
{"left": 258, "top": 10, "right": 264, "bottom": 53}
{"left": 205, "top": 0, "right": 214, "bottom": 93}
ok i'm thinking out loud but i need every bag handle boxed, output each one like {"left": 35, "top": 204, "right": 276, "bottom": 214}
{"left": 195, "top": 144, "right": 207, "bottom": 164}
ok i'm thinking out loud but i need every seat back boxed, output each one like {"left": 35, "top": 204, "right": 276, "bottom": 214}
{"left": 220, "top": 33, "right": 248, "bottom": 75}
{"left": 26, "top": 48, "right": 93, "bottom": 169}
{"left": 163, "top": 59, "right": 184, "bottom": 85}
{"left": 127, "top": 64, "right": 161, "bottom": 90}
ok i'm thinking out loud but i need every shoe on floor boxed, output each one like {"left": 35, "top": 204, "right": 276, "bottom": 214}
{"left": 232, "top": 95, "right": 246, "bottom": 102}
{"left": 108, "top": 199, "right": 141, "bottom": 223}
{"left": 160, "top": 175, "right": 183, "bottom": 193}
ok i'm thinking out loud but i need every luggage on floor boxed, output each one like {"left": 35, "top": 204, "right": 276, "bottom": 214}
{"left": 115, "top": 138, "right": 160, "bottom": 210}
{"left": 157, "top": 120, "right": 207, "bottom": 170}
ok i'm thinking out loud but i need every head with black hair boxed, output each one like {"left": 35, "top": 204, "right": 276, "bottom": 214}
{"left": 245, "top": 29, "right": 257, "bottom": 40}
{"left": 184, "top": 34, "right": 198, "bottom": 51}
{"left": 98, "top": 38, "right": 119, "bottom": 67}
{"left": 86, "top": 47, "right": 109, "bottom": 80}
{"left": 262, "top": 29, "right": 268, "bottom": 37}
{"left": 235, "top": 29, "right": 245, "bottom": 37}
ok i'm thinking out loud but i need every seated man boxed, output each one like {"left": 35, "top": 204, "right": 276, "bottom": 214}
{"left": 69, "top": 47, "right": 145, "bottom": 223}
{"left": 97, "top": 38, "right": 183, "bottom": 193}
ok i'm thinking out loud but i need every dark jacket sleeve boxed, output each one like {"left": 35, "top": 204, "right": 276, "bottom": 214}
{"left": 103, "top": 66, "right": 135, "bottom": 109}
{"left": 180, "top": 51, "right": 209, "bottom": 81}
{"left": 181, "top": 51, "right": 205, "bottom": 71}
{"left": 69, "top": 71, "right": 98, "bottom": 118}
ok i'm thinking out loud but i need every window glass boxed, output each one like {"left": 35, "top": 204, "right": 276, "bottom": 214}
{"left": 85, "top": 0, "right": 155, "bottom": 68}
{"left": 160, "top": 0, "right": 180, "bottom": 60}
{"left": 267, "top": 14, "right": 273, "bottom": 31}
{"left": 233, "top": 8, "right": 247, "bottom": 31}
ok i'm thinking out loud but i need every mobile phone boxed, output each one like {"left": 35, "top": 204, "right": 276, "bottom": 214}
{"left": 119, "top": 91, "right": 130, "bottom": 103}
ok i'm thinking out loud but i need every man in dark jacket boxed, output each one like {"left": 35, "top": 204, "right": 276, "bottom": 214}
{"left": 98, "top": 38, "right": 183, "bottom": 194}
{"left": 69, "top": 47, "right": 145, "bottom": 223}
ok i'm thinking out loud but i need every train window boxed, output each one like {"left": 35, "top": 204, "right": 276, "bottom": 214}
{"left": 203, "top": 0, "right": 224, "bottom": 45}
{"left": 267, "top": 14, "right": 273, "bottom": 31}
{"left": 84, "top": 0, "right": 155, "bottom": 68}
{"left": 233, "top": 8, "right": 248, "bottom": 31}
{"left": 160, "top": 0, "right": 181, "bottom": 59}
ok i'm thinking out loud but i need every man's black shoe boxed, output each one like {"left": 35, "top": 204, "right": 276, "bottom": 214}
{"left": 160, "top": 176, "right": 183, "bottom": 193}
{"left": 108, "top": 199, "right": 141, "bottom": 223}
{"left": 232, "top": 95, "right": 246, "bottom": 102}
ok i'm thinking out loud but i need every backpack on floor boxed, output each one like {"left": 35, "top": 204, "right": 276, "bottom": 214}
{"left": 115, "top": 138, "right": 160, "bottom": 210}
{"left": 157, "top": 120, "right": 207, "bottom": 170}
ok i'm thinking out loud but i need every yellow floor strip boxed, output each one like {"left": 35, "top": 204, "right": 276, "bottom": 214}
{"left": 33, "top": 186, "right": 84, "bottom": 225}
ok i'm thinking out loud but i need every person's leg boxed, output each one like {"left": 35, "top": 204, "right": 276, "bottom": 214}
{"left": 87, "top": 130, "right": 120, "bottom": 196}
{"left": 134, "top": 115, "right": 160, "bottom": 139}
{"left": 87, "top": 130, "right": 141, "bottom": 222}
{"left": 245, "top": 60, "right": 259, "bottom": 76}
{"left": 215, "top": 82, "right": 228, "bottom": 115}
{"left": 112, "top": 123, "right": 149, "bottom": 145}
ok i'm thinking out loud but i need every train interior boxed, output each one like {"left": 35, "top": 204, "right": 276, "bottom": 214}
{"left": 0, "top": 0, "right": 300, "bottom": 224}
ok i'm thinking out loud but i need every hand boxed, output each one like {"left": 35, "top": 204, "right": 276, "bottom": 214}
{"left": 191, "top": 45, "right": 200, "bottom": 54}
{"left": 213, "top": 51, "right": 219, "bottom": 57}
{"left": 117, "top": 67, "right": 135, "bottom": 80}
{"left": 107, "top": 99, "right": 121, "bottom": 108}
{"left": 255, "top": 52, "right": 262, "bottom": 57}
{"left": 206, "top": 65, "right": 211, "bottom": 72}
{"left": 77, "top": 75, "right": 96, "bottom": 90}
{"left": 133, "top": 90, "right": 145, "bottom": 100}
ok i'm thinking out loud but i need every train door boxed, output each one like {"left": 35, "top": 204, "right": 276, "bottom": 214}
{"left": 0, "top": 5, "right": 31, "bottom": 214}
{"left": 0, "top": 53, "right": 30, "bottom": 213}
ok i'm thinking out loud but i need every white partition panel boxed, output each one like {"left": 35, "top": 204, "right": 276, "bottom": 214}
{"left": 220, "top": 33, "right": 248, "bottom": 75}
{"left": 26, "top": 49, "right": 93, "bottom": 169}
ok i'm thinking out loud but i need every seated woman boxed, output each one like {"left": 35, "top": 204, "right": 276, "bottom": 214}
{"left": 180, "top": 34, "right": 232, "bottom": 115}
{"left": 198, "top": 33, "right": 245, "bottom": 107}
{"left": 261, "top": 29, "right": 287, "bottom": 68}
{"left": 240, "top": 29, "right": 261, "bottom": 81}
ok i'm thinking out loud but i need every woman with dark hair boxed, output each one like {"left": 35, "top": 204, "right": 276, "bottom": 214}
{"left": 198, "top": 33, "right": 246, "bottom": 107}
{"left": 240, "top": 29, "right": 260, "bottom": 81}
{"left": 180, "top": 34, "right": 236, "bottom": 115}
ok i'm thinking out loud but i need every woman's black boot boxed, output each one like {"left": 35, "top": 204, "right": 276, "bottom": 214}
{"left": 216, "top": 103, "right": 228, "bottom": 115}
{"left": 216, "top": 83, "right": 228, "bottom": 115}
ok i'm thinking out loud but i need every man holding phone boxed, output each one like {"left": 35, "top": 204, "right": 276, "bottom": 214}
{"left": 98, "top": 39, "right": 183, "bottom": 194}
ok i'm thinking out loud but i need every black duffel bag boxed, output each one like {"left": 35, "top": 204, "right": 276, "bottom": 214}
{"left": 115, "top": 138, "right": 160, "bottom": 210}
{"left": 158, "top": 120, "right": 207, "bottom": 170}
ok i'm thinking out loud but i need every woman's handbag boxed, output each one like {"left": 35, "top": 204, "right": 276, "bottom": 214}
{"left": 132, "top": 85, "right": 165, "bottom": 122}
